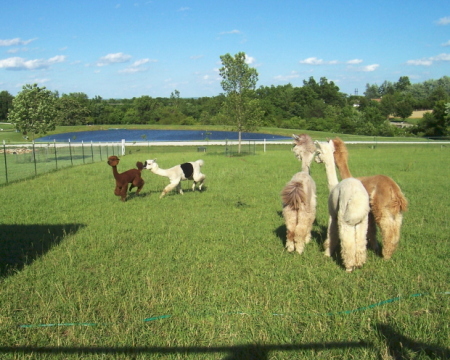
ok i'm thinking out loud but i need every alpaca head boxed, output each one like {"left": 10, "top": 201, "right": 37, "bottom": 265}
{"left": 143, "top": 159, "right": 158, "bottom": 170}
{"left": 136, "top": 161, "right": 144, "bottom": 171}
{"left": 107, "top": 155, "right": 120, "bottom": 167}
{"left": 292, "top": 134, "right": 316, "bottom": 164}
{"left": 314, "top": 140, "right": 334, "bottom": 164}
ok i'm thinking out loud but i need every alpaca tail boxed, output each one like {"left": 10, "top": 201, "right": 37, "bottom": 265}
{"left": 195, "top": 159, "right": 205, "bottom": 167}
{"left": 391, "top": 187, "right": 408, "bottom": 213}
{"left": 281, "top": 181, "right": 307, "bottom": 211}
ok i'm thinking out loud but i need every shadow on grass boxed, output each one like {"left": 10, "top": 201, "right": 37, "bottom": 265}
{"left": 1, "top": 324, "right": 448, "bottom": 359}
{"left": 0, "top": 341, "right": 369, "bottom": 359}
{"left": 376, "top": 323, "right": 450, "bottom": 359}
{"left": 0, "top": 224, "right": 86, "bottom": 278}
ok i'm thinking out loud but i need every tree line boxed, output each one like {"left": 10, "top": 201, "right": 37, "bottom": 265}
{"left": 1, "top": 54, "right": 449, "bottom": 139}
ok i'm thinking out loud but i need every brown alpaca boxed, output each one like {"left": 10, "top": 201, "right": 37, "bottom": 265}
{"left": 332, "top": 138, "right": 408, "bottom": 259}
{"left": 107, "top": 156, "right": 145, "bottom": 202}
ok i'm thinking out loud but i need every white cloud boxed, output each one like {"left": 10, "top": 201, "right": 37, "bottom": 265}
{"left": 219, "top": 30, "right": 241, "bottom": 35}
{"left": 347, "top": 59, "right": 363, "bottom": 64}
{"left": 406, "top": 59, "right": 432, "bottom": 66}
{"left": 300, "top": 57, "right": 324, "bottom": 65}
{"left": 119, "top": 58, "right": 156, "bottom": 73}
{"left": 360, "top": 64, "right": 379, "bottom": 72}
{"left": 245, "top": 55, "right": 255, "bottom": 65}
{"left": 0, "top": 55, "right": 66, "bottom": 70}
{"left": 0, "top": 37, "right": 36, "bottom": 46}
{"left": 430, "top": 53, "right": 450, "bottom": 61}
{"left": 299, "top": 57, "right": 338, "bottom": 65}
{"left": 436, "top": 16, "right": 450, "bottom": 25}
{"left": 274, "top": 71, "right": 300, "bottom": 82}
{"left": 97, "top": 52, "right": 132, "bottom": 66}
{"left": 442, "top": 40, "right": 450, "bottom": 47}
{"left": 178, "top": 7, "right": 190, "bottom": 11}
{"left": 407, "top": 53, "right": 450, "bottom": 66}
{"left": 190, "top": 55, "right": 204, "bottom": 60}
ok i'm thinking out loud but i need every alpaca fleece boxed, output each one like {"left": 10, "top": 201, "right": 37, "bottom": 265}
{"left": 332, "top": 137, "right": 408, "bottom": 259}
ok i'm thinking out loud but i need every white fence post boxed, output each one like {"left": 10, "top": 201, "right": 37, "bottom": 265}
{"left": 121, "top": 139, "right": 126, "bottom": 156}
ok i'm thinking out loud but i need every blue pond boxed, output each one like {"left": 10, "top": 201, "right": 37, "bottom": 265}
{"left": 37, "top": 129, "right": 291, "bottom": 143}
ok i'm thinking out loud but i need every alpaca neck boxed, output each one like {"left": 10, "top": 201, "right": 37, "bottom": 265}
{"left": 111, "top": 166, "right": 120, "bottom": 180}
{"left": 302, "top": 152, "right": 314, "bottom": 174}
{"left": 151, "top": 165, "right": 168, "bottom": 177}
{"left": 323, "top": 154, "right": 339, "bottom": 192}
{"left": 334, "top": 156, "right": 352, "bottom": 179}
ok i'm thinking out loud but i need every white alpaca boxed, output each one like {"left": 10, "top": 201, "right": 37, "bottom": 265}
{"left": 314, "top": 140, "right": 370, "bottom": 272}
{"left": 280, "top": 134, "right": 317, "bottom": 254}
{"left": 143, "top": 159, "right": 205, "bottom": 198}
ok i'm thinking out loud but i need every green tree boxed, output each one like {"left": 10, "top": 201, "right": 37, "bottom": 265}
{"left": 395, "top": 76, "right": 411, "bottom": 92}
{"left": 8, "top": 84, "right": 57, "bottom": 140}
{"left": 56, "top": 97, "right": 90, "bottom": 125}
{"left": 219, "top": 52, "right": 263, "bottom": 153}
{"left": 394, "top": 100, "right": 413, "bottom": 120}
{"left": 0, "top": 90, "right": 14, "bottom": 121}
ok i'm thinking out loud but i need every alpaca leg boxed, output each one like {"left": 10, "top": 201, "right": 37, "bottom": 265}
{"left": 283, "top": 207, "right": 296, "bottom": 252}
{"left": 160, "top": 183, "right": 178, "bottom": 198}
{"left": 305, "top": 209, "right": 316, "bottom": 244}
{"left": 354, "top": 218, "right": 368, "bottom": 268}
{"left": 339, "top": 224, "right": 357, "bottom": 272}
{"left": 380, "top": 213, "right": 403, "bottom": 259}
{"left": 134, "top": 179, "right": 144, "bottom": 195}
{"left": 196, "top": 174, "right": 205, "bottom": 191}
{"left": 294, "top": 217, "right": 310, "bottom": 255}
{"left": 367, "top": 212, "right": 380, "bottom": 255}
{"left": 177, "top": 182, "right": 184, "bottom": 195}
{"left": 120, "top": 187, "right": 127, "bottom": 202}
{"left": 324, "top": 215, "right": 339, "bottom": 257}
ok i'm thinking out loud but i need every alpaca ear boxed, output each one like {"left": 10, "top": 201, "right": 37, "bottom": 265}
{"left": 292, "top": 134, "right": 299, "bottom": 140}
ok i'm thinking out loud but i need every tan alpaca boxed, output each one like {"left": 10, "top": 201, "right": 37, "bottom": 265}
{"left": 332, "top": 138, "right": 408, "bottom": 259}
{"left": 281, "top": 134, "right": 317, "bottom": 254}
{"left": 315, "top": 140, "right": 370, "bottom": 272}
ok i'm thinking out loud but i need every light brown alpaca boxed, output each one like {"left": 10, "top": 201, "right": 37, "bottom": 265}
{"left": 107, "top": 156, "right": 145, "bottom": 202}
{"left": 280, "top": 134, "right": 317, "bottom": 254}
{"left": 332, "top": 138, "right": 408, "bottom": 259}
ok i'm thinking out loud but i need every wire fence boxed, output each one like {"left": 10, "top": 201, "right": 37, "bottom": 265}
{"left": 1, "top": 141, "right": 122, "bottom": 185}
{"left": 2, "top": 138, "right": 449, "bottom": 186}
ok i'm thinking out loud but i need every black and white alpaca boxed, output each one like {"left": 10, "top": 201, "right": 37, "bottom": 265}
{"left": 143, "top": 159, "right": 206, "bottom": 198}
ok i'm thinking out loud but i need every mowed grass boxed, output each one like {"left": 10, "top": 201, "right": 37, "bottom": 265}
{"left": 0, "top": 144, "right": 449, "bottom": 359}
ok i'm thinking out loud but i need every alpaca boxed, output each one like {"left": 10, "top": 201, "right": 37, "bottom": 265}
{"left": 281, "top": 134, "right": 317, "bottom": 254}
{"left": 331, "top": 137, "right": 408, "bottom": 259}
{"left": 314, "top": 140, "right": 370, "bottom": 272}
{"left": 292, "top": 133, "right": 317, "bottom": 173}
{"left": 143, "top": 159, "right": 205, "bottom": 198}
{"left": 107, "top": 156, "right": 145, "bottom": 202}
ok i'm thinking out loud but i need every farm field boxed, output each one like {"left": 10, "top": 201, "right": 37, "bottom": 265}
{"left": 0, "top": 142, "right": 449, "bottom": 359}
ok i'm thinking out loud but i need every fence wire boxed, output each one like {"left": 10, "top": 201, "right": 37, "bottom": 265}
{"left": 1, "top": 142, "right": 122, "bottom": 185}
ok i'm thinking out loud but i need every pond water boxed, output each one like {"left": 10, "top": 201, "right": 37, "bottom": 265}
{"left": 37, "top": 129, "right": 291, "bottom": 142}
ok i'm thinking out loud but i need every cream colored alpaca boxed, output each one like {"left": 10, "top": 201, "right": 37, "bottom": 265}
{"left": 331, "top": 138, "right": 408, "bottom": 259}
{"left": 315, "top": 140, "right": 370, "bottom": 272}
{"left": 281, "top": 134, "right": 317, "bottom": 254}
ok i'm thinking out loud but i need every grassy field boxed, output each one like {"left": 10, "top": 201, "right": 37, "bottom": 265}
{"left": 0, "top": 142, "right": 449, "bottom": 359}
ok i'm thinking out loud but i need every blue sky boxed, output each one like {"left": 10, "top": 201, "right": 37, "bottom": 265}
{"left": 1, "top": 0, "right": 449, "bottom": 99}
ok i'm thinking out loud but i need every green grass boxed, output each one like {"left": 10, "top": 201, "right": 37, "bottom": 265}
{"left": 0, "top": 144, "right": 449, "bottom": 359}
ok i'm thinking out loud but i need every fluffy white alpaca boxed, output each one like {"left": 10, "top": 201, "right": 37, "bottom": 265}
{"left": 281, "top": 134, "right": 317, "bottom": 254}
{"left": 143, "top": 159, "right": 205, "bottom": 198}
{"left": 315, "top": 140, "right": 370, "bottom": 272}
